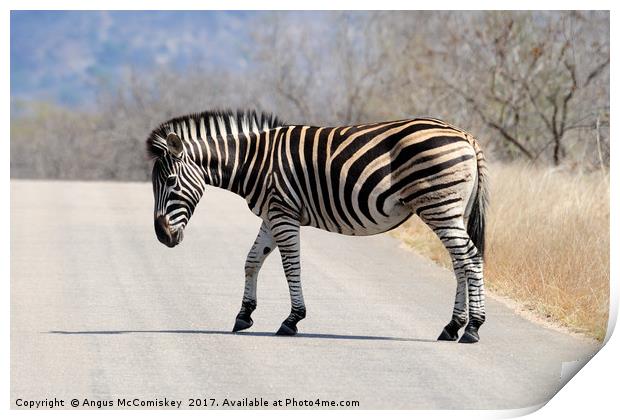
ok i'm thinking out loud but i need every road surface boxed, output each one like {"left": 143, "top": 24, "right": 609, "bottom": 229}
{"left": 11, "top": 180, "right": 601, "bottom": 409}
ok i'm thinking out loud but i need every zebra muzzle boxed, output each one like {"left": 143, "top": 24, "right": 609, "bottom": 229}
{"left": 154, "top": 215, "right": 183, "bottom": 248}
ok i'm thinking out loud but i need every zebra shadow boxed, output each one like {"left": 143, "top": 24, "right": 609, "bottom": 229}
{"left": 47, "top": 329, "right": 437, "bottom": 343}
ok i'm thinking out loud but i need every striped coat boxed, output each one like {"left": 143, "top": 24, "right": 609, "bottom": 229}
{"left": 147, "top": 110, "right": 488, "bottom": 343}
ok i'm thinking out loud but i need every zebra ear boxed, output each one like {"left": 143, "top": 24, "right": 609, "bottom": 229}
{"left": 166, "top": 133, "right": 183, "bottom": 158}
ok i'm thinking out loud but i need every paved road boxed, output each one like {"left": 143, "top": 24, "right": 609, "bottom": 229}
{"left": 11, "top": 180, "right": 601, "bottom": 409}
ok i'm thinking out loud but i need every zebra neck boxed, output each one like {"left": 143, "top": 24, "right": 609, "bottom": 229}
{"left": 198, "top": 131, "right": 255, "bottom": 197}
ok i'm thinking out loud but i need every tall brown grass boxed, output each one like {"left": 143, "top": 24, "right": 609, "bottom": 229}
{"left": 392, "top": 163, "right": 610, "bottom": 340}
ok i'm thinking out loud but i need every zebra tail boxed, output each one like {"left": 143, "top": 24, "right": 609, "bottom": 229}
{"left": 466, "top": 139, "right": 489, "bottom": 260}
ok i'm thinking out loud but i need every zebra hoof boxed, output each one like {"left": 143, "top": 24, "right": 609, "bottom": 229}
{"left": 437, "top": 328, "right": 459, "bottom": 341}
{"left": 275, "top": 322, "right": 297, "bottom": 336}
{"left": 458, "top": 330, "right": 479, "bottom": 344}
{"left": 437, "top": 319, "right": 465, "bottom": 341}
{"left": 232, "top": 316, "right": 253, "bottom": 333}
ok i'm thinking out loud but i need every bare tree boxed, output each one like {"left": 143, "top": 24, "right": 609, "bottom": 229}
{"left": 427, "top": 11, "right": 609, "bottom": 165}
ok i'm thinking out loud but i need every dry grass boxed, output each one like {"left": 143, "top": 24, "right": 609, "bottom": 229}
{"left": 392, "top": 163, "right": 610, "bottom": 340}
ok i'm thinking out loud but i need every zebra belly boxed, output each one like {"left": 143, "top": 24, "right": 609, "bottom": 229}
{"left": 246, "top": 193, "right": 412, "bottom": 236}
{"left": 306, "top": 212, "right": 414, "bottom": 236}
{"left": 300, "top": 199, "right": 413, "bottom": 236}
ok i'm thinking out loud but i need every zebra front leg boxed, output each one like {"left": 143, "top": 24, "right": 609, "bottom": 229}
{"left": 233, "top": 222, "right": 275, "bottom": 332}
{"left": 268, "top": 215, "right": 305, "bottom": 336}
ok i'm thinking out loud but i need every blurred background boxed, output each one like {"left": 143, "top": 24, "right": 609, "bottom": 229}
{"left": 11, "top": 10, "right": 609, "bottom": 181}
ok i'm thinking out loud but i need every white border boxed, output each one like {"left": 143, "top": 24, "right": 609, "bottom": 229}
{"left": 3, "top": 2, "right": 617, "bottom": 419}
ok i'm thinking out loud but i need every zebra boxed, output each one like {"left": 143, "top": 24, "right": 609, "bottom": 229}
{"left": 147, "top": 109, "right": 489, "bottom": 343}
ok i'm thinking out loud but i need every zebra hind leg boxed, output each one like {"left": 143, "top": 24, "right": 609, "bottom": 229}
{"left": 459, "top": 251, "right": 485, "bottom": 343}
{"left": 419, "top": 212, "right": 484, "bottom": 343}
{"left": 233, "top": 222, "right": 275, "bottom": 333}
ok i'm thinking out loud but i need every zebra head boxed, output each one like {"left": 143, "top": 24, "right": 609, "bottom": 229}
{"left": 147, "top": 109, "right": 283, "bottom": 248}
{"left": 150, "top": 132, "right": 206, "bottom": 248}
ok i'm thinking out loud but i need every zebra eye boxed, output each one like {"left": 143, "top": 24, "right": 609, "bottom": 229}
{"left": 166, "top": 176, "right": 177, "bottom": 187}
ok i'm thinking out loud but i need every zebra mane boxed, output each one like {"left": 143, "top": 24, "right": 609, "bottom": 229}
{"left": 146, "top": 109, "right": 284, "bottom": 160}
